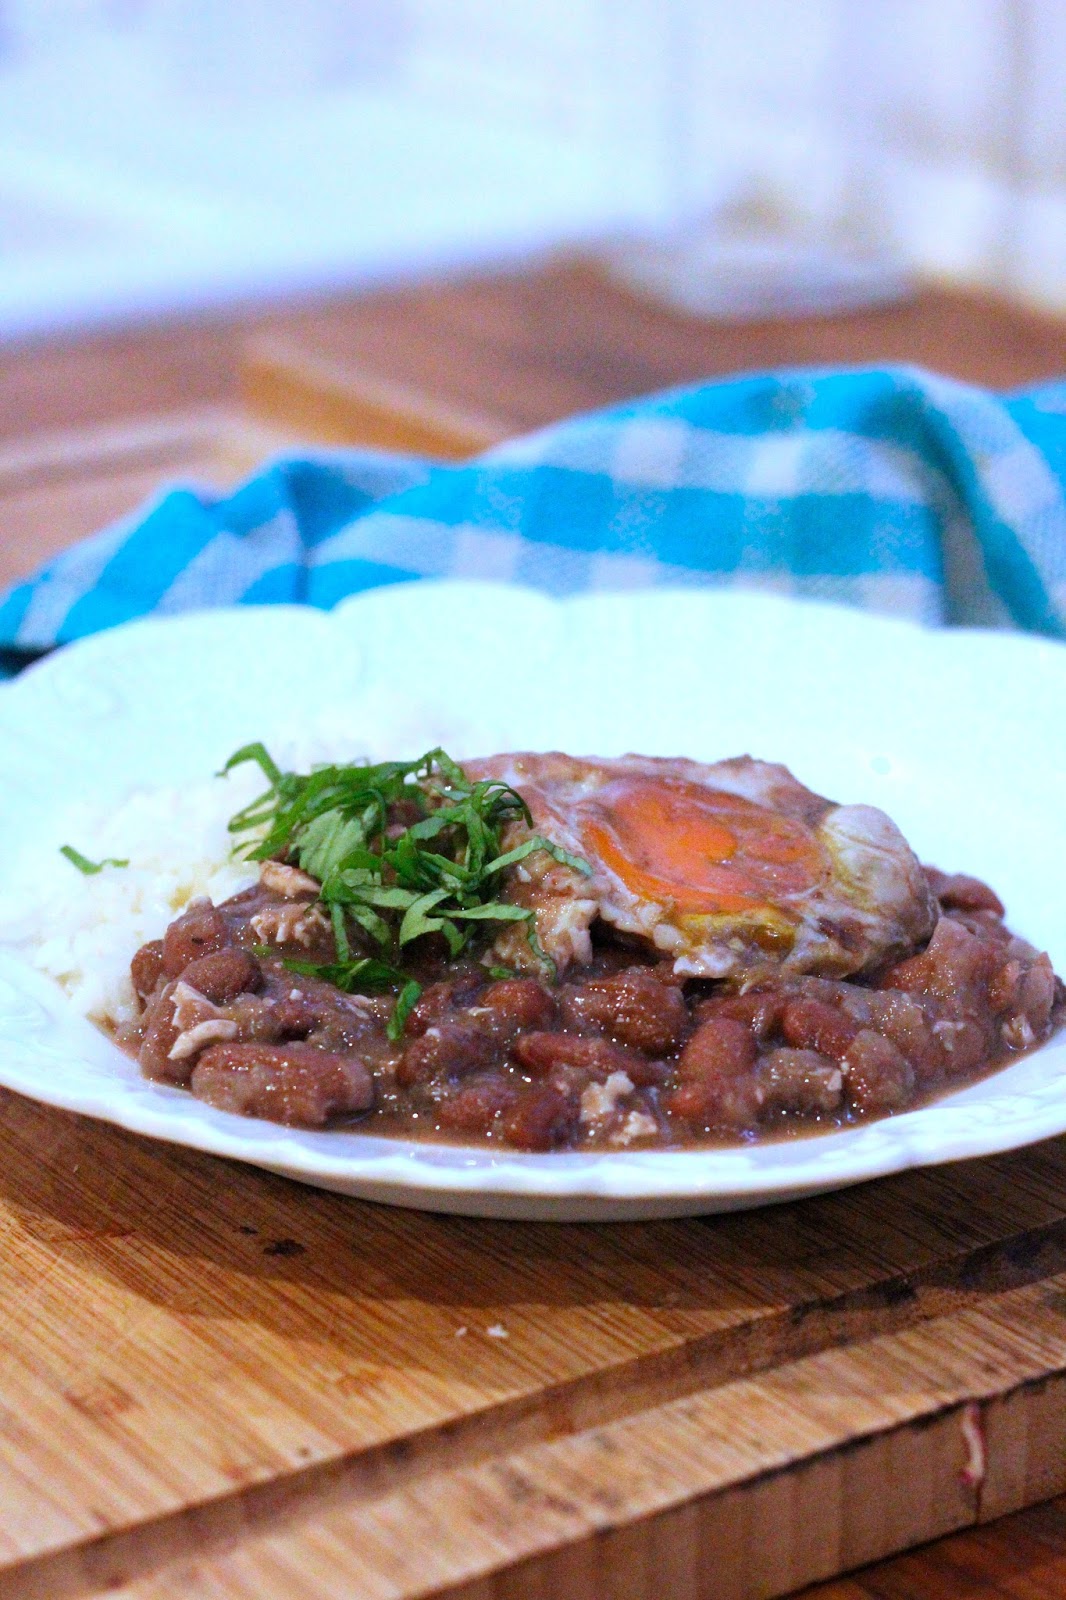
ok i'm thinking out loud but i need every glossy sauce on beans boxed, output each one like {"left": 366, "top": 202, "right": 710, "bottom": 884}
{"left": 116, "top": 872, "right": 1065, "bottom": 1151}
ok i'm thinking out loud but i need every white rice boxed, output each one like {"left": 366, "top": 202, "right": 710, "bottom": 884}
{"left": 0, "top": 770, "right": 262, "bottom": 1027}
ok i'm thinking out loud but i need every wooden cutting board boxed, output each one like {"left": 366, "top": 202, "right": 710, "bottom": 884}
{"left": 3, "top": 1079, "right": 1066, "bottom": 1599}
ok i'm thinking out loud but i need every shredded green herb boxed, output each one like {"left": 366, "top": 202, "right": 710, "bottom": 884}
{"left": 60, "top": 845, "right": 129, "bottom": 875}
{"left": 222, "top": 744, "right": 590, "bottom": 1037}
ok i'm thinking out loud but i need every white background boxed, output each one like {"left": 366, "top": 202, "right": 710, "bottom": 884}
{"left": 0, "top": 0, "right": 1062, "bottom": 335}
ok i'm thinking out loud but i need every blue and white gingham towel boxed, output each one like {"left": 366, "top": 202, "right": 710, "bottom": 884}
{"left": 3, "top": 363, "right": 1065, "bottom": 673}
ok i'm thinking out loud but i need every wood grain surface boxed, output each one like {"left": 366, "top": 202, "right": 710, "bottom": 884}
{"left": 239, "top": 263, "right": 1066, "bottom": 448}
{"left": 3, "top": 1078, "right": 1066, "bottom": 1597}
{"left": 2, "top": 263, "right": 1066, "bottom": 1596}
{"left": 803, "top": 1495, "right": 1066, "bottom": 1600}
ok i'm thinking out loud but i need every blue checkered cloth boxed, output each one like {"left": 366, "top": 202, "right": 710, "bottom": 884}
{"left": 3, "top": 364, "right": 1065, "bottom": 673}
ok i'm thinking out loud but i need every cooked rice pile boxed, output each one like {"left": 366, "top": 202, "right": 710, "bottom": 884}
{"left": 0, "top": 774, "right": 260, "bottom": 1027}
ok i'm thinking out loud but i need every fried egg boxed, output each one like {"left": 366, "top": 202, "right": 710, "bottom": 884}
{"left": 463, "top": 753, "right": 936, "bottom": 984}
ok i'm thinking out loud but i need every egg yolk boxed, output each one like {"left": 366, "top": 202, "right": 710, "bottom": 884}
{"left": 581, "top": 777, "right": 827, "bottom": 916}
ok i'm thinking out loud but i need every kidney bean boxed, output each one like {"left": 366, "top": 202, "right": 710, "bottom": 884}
{"left": 932, "top": 1017, "right": 990, "bottom": 1075}
{"left": 271, "top": 994, "right": 317, "bottom": 1039}
{"left": 996, "top": 953, "right": 1057, "bottom": 1050}
{"left": 501, "top": 1085, "right": 576, "bottom": 1151}
{"left": 138, "top": 983, "right": 185, "bottom": 1084}
{"left": 396, "top": 1022, "right": 498, "bottom": 1088}
{"left": 435, "top": 1077, "right": 520, "bottom": 1137}
{"left": 1020, "top": 957, "right": 1057, "bottom": 1034}
{"left": 130, "top": 939, "right": 165, "bottom": 1004}
{"left": 925, "top": 868, "right": 1005, "bottom": 916}
{"left": 190, "top": 1042, "right": 374, "bottom": 1126}
{"left": 881, "top": 916, "right": 996, "bottom": 1010}
{"left": 695, "top": 990, "right": 785, "bottom": 1043}
{"left": 949, "top": 909, "right": 1013, "bottom": 948}
{"left": 162, "top": 898, "right": 230, "bottom": 978}
{"left": 477, "top": 978, "right": 558, "bottom": 1039}
{"left": 780, "top": 997, "right": 857, "bottom": 1061}
{"left": 403, "top": 970, "right": 488, "bottom": 1037}
{"left": 511, "top": 1031, "right": 663, "bottom": 1086}
{"left": 404, "top": 981, "right": 456, "bottom": 1037}
{"left": 991, "top": 952, "right": 1056, "bottom": 1033}
{"left": 843, "top": 1030, "right": 915, "bottom": 1113}
{"left": 678, "top": 1017, "right": 756, "bottom": 1077}
{"left": 224, "top": 994, "right": 286, "bottom": 1044}
{"left": 141, "top": 978, "right": 253, "bottom": 1082}
{"left": 665, "top": 1018, "right": 762, "bottom": 1129}
{"left": 757, "top": 1048, "right": 843, "bottom": 1115}
{"left": 989, "top": 958, "right": 1024, "bottom": 1016}
{"left": 560, "top": 968, "right": 686, "bottom": 1055}
{"left": 306, "top": 998, "right": 394, "bottom": 1056}
{"left": 863, "top": 990, "right": 944, "bottom": 1084}
{"left": 182, "top": 948, "right": 261, "bottom": 1005}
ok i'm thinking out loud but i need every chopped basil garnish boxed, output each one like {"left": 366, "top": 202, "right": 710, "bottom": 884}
{"left": 223, "top": 744, "right": 590, "bottom": 1027}
{"left": 60, "top": 845, "right": 128, "bottom": 875}
{"left": 390, "top": 980, "right": 424, "bottom": 1043}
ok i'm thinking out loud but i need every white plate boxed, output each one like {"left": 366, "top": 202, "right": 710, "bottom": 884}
{"left": 0, "top": 582, "right": 1064, "bottom": 1221}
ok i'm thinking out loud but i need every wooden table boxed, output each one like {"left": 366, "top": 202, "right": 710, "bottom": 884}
{"left": 7, "top": 263, "right": 1066, "bottom": 449}
{"left": 238, "top": 263, "right": 1066, "bottom": 450}
{"left": 1, "top": 264, "right": 1066, "bottom": 1599}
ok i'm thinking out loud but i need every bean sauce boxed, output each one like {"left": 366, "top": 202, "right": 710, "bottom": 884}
{"left": 117, "top": 871, "right": 1065, "bottom": 1151}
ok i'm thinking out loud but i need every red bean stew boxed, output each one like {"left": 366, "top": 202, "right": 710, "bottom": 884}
{"left": 116, "top": 747, "right": 1065, "bottom": 1151}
